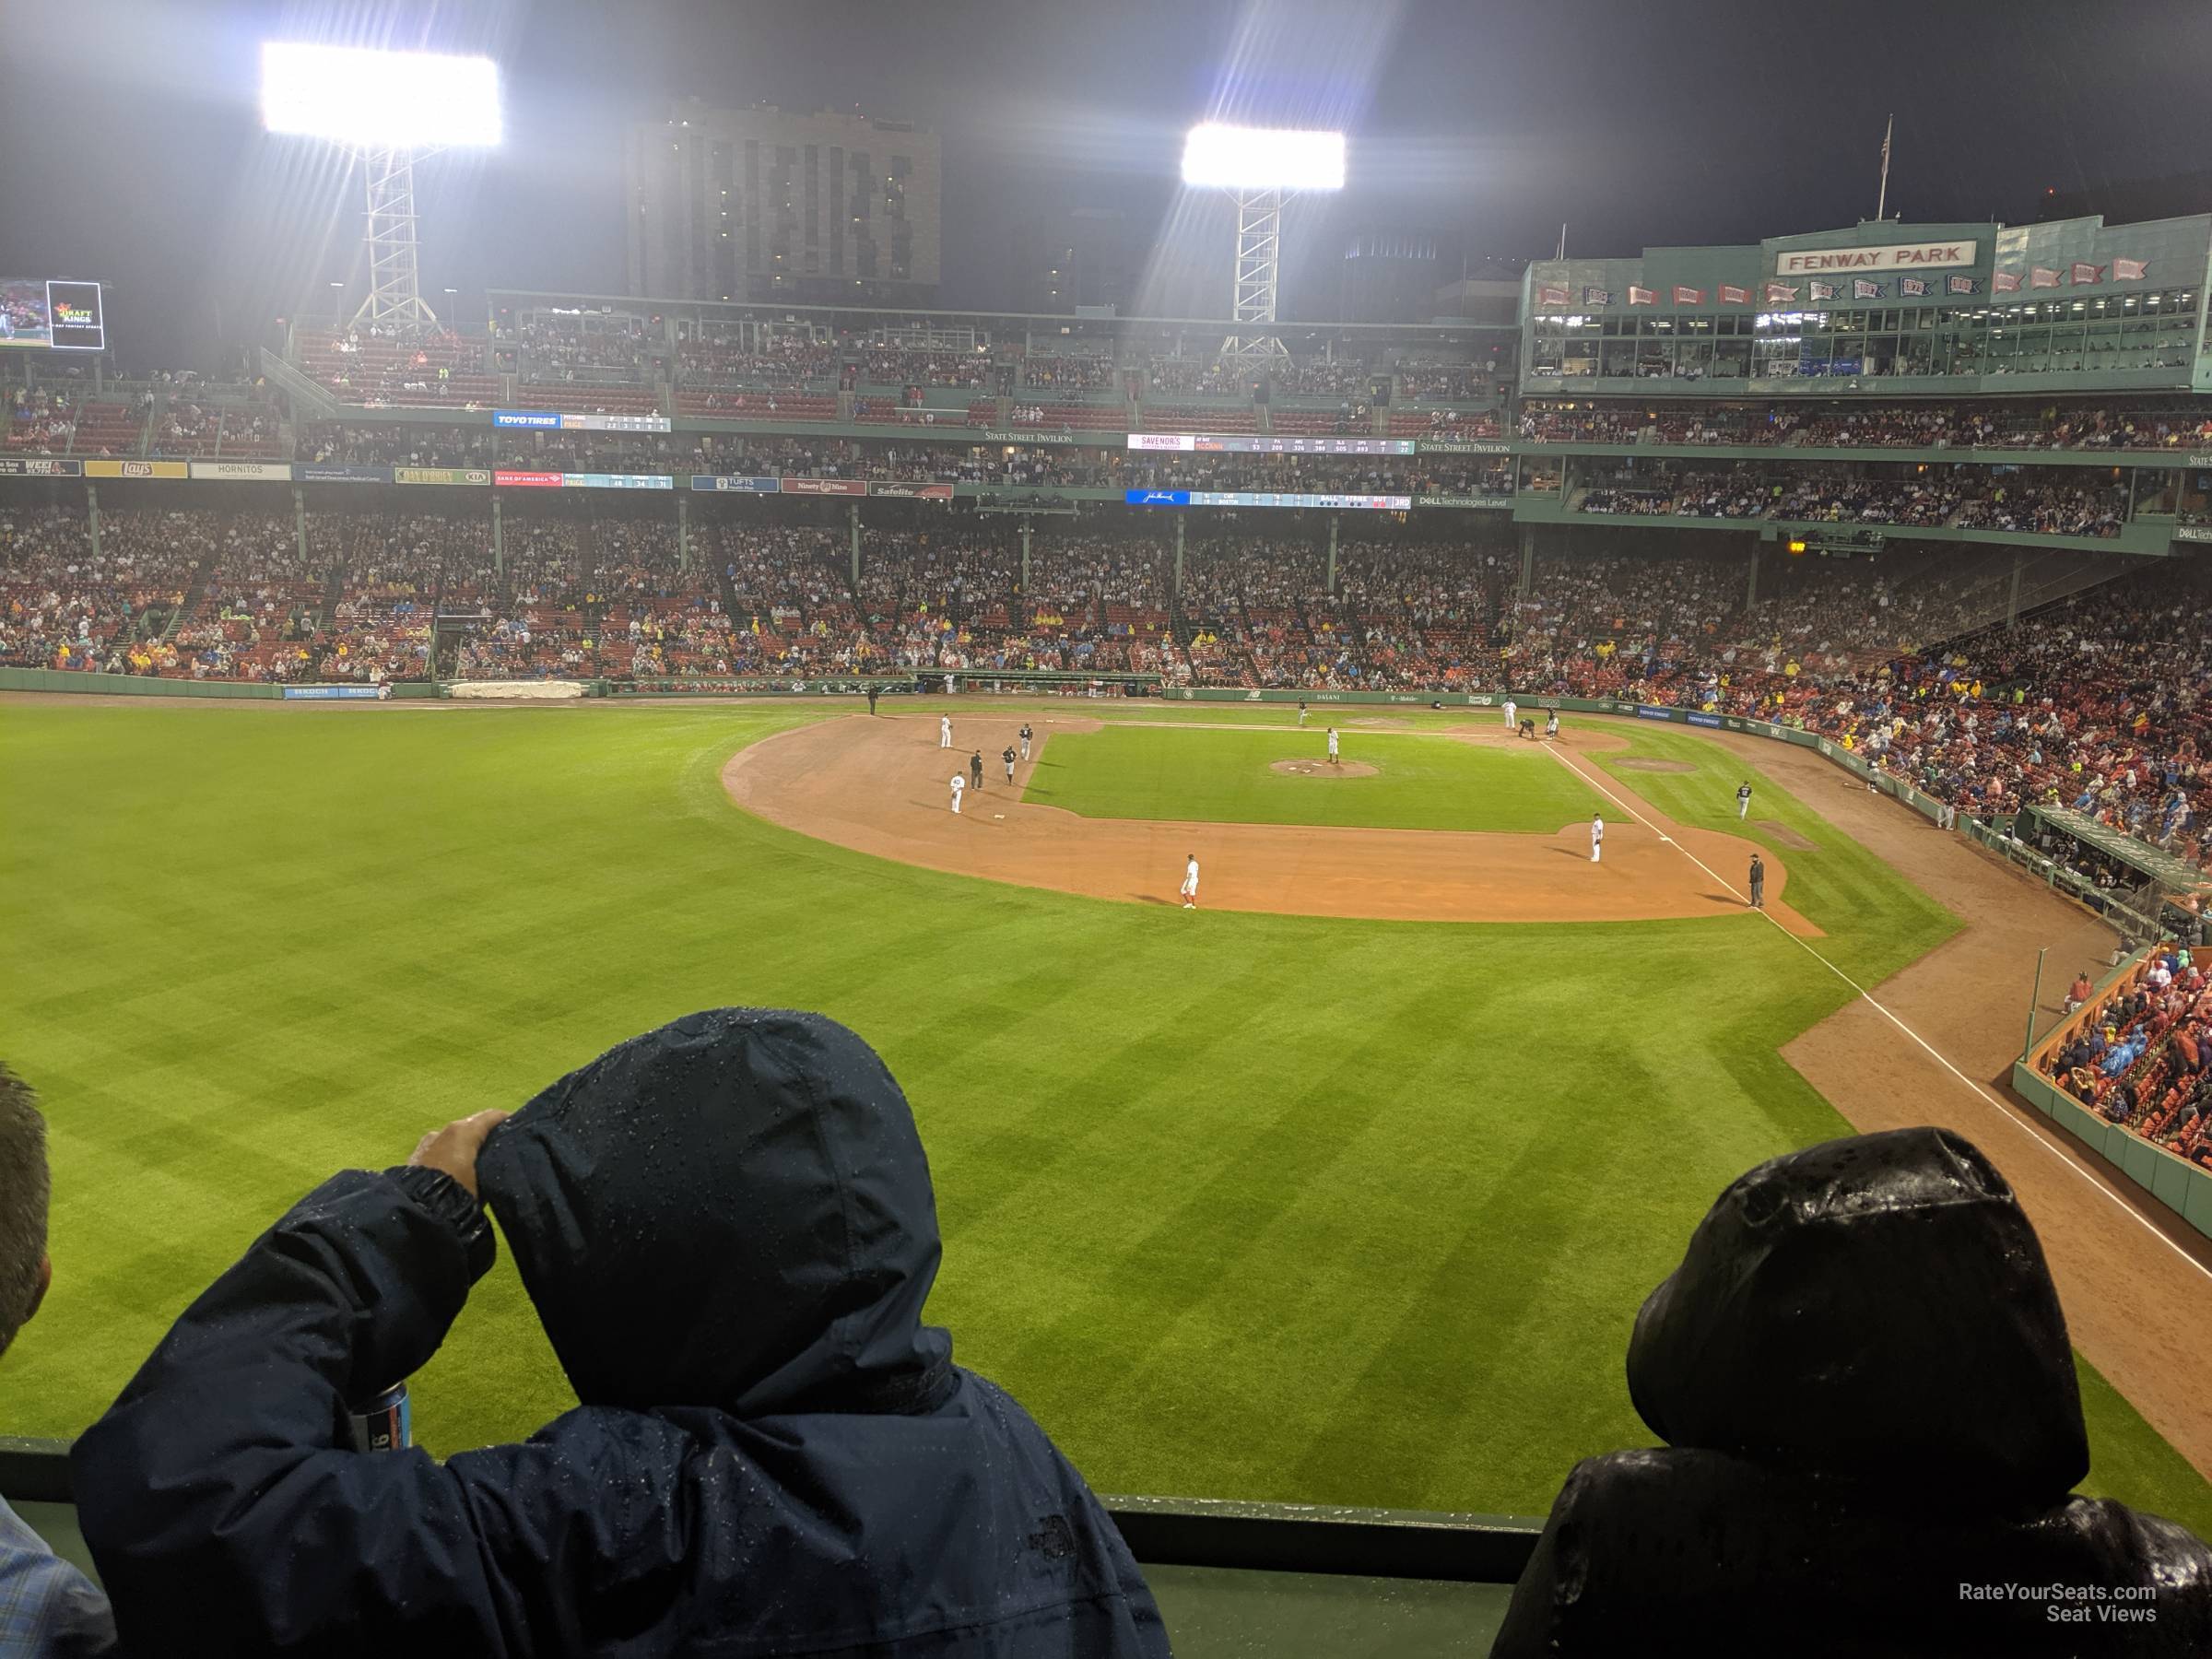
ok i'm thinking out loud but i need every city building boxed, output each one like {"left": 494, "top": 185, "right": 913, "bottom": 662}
{"left": 625, "top": 100, "right": 941, "bottom": 305}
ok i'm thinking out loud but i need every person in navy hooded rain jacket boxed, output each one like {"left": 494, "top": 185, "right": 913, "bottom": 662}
{"left": 72, "top": 1008, "right": 1171, "bottom": 1658}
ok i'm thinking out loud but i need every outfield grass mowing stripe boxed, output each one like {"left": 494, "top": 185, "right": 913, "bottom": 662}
{"left": 2, "top": 702, "right": 2204, "bottom": 1535}
{"left": 1559, "top": 733, "right": 2212, "bottom": 1290}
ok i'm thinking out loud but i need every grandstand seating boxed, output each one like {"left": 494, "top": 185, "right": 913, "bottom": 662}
{"left": 1142, "top": 406, "right": 1259, "bottom": 433}
{"left": 678, "top": 390, "right": 839, "bottom": 421}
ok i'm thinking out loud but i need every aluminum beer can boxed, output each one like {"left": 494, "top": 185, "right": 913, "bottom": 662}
{"left": 348, "top": 1382, "right": 411, "bottom": 1453}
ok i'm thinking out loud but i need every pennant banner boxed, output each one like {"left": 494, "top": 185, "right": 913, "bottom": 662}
{"left": 1852, "top": 277, "right": 1884, "bottom": 300}
{"left": 1536, "top": 283, "right": 1570, "bottom": 307}
{"left": 1718, "top": 284, "right": 1749, "bottom": 305}
{"left": 2071, "top": 262, "right": 2102, "bottom": 285}
{"left": 1763, "top": 280, "right": 1799, "bottom": 303}
{"left": 1900, "top": 276, "right": 1929, "bottom": 297}
{"left": 1672, "top": 286, "right": 1704, "bottom": 305}
{"left": 1582, "top": 285, "right": 1611, "bottom": 305}
{"left": 2112, "top": 257, "right": 2148, "bottom": 281}
{"left": 1809, "top": 279, "right": 1838, "bottom": 300}
{"left": 1993, "top": 270, "right": 2021, "bottom": 292}
{"left": 1628, "top": 286, "right": 1656, "bottom": 306}
{"left": 2030, "top": 266, "right": 2061, "bottom": 288}
{"left": 1947, "top": 275, "right": 1979, "bottom": 295}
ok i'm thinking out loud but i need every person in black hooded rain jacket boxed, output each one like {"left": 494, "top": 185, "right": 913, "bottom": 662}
{"left": 71, "top": 1008, "right": 1171, "bottom": 1659}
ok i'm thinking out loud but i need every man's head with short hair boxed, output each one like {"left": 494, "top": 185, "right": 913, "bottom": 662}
{"left": 0, "top": 1064, "right": 53, "bottom": 1360}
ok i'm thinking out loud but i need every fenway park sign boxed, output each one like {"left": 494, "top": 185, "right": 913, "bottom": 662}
{"left": 1775, "top": 240, "right": 1977, "bottom": 276}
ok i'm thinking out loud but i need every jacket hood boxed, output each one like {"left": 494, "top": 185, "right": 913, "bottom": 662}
{"left": 1626, "top": 1126, "right": 2088, "bottom": 1504}
{"left": 477, "top": 1008, "right": 954, "bottom": 1418}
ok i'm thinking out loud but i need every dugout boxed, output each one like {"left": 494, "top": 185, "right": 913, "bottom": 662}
{"left": 2016, "top": 804, "right": 2212, "bottom": 940}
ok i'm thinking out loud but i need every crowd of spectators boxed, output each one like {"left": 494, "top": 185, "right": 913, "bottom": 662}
{"left": 677, "top": 336, "right": 838, "bottom": 388}
{"left": 2040, "top": 943, "right": 2212, "bottom": 1170}
{"left": 1576, "top": 465, "right": 2131, "bottom": 537}
{"left": 512, "top": 318, "right": 653, "bottom": 381}
{"left": 1021, "top": 353, "right": 1116, "bottom": 392}
{"left": 15, "top": 497, "right": 2212, "bottom": 882}
{"left": 1522, "top": 397, "right": 2212, "bottom": 453}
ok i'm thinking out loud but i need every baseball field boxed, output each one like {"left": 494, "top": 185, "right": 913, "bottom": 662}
{"left": 2, "top": 694, "right": 2208, "bottom": 1535}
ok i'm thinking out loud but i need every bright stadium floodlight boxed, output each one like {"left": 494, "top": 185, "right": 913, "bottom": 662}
{"left": 261, "top": 44, "right": 501, "bottom": 148}
{"left": 261, "top": 43, "right": 502, "bottom": 332}
{"left": 1181, "top": 124, "right": 1346, "bottom": 362}
{"left": 1180, "top": 124, "right": 1345, "bottom": 192}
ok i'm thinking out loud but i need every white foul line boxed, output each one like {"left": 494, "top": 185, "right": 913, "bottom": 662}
{"left": 1546, "top": 738, "right": 2212, "bottom": 1286}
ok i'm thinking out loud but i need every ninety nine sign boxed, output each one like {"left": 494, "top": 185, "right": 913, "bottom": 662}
{"left": 1774, "top": 240, "right": 1977, "bottom": 275}
{"left": 780, "top": 477, "right": 867, "bottom": 496}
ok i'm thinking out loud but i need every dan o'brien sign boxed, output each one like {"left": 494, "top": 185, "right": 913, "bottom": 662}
{"left": 1776, "top": 241, "right": 1978, "bottom": 276}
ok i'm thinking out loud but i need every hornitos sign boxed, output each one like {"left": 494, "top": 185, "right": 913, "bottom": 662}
{"left": 1775, "top": 240, "right": 1978, "bottom": 276}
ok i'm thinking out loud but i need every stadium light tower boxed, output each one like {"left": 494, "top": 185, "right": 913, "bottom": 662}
{"left": 1181, "top": 123, "right": 1345, "bottom": 363}
{"left": 261, "top": 43, "right": 501, "bottom": 332}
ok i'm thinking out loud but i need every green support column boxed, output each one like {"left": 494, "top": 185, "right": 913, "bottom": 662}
{"left": 1019, "top": 518, "right": 1031, "bottom": 591}
{"left": 491, "top": 493, "right": 503, "bottom": 577}
{"left": 1173, "top": 512, "right": 1185, "bottom": 601}
{"left": 1517, "top": 526, "right": 1534, "bottom": 602}
{"left": 1326, "top": 514, "right": 1338, "bottom": 594}
{"left": 677, "top": 493, "right": 690, "bottom": 572}
{"left": 293, "top": 486, "right": 308, "bottom": 565}
{"left": 2007, "top": 547, "right": 2024, "bottom": 627}
{"left": 849, "top": 503, "right": 862, "bottom": 587}
{"left": 1746, "top": 544, "right": 1759, "bottom": 608}
{"left": 86, "top": 484, "right": 100, "bottom": 562}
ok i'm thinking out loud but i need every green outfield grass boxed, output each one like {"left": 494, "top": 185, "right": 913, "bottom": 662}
{"left": 2, "top": 701, "right": 2206, "bottom": 1535}
{"left": 1024, "top": 723, "right": 1614, "bottom": 833}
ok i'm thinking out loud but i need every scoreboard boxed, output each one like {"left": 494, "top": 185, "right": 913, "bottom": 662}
{"left": 493, "top": 408, "right": 671, "bottom": 433}
{"left": 1127, "top": 432, "right": 1415, "bottom": 455}
{"left": 0, "top": 279, "right": 105, "bottom": 351}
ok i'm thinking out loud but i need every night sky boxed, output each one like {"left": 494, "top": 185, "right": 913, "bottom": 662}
{"left": 3, "top": 0, "right": 2208, "bottom": 367}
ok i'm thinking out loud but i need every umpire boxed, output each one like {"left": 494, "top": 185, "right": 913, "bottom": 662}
{"left": 1748, "top": 853, "right": 1767, "bottom": 911}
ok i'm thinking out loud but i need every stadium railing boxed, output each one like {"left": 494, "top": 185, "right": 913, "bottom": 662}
{"left": 0, "top": 1435, "right": 1537, "bottom": 1655}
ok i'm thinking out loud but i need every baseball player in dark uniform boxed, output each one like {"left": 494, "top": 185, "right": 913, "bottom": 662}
{"left": 1748, "top": 853, "right": 1766, "bottom": 910}
{"left": 1002, "top": 744, "right": 1017, "bottom": 783}
{"left": 1018, "top": 724, "right": 1034, "bottom": 761}
{"left": 969, "top": 750, "right": 984, "bottom": 790}
{"left": 866, "top": 684, "right": 880, "bottom": 716}
{"left": 1735, "top": 781, "right": 1753, "bottom": 819}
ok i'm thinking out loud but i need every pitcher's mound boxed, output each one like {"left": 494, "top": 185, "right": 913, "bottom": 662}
{"left": 1270, "top": 759, "right": 1379, "bottom": 779}
{"left": 1615, "top": 758, "right": 1698, "bottom": 774}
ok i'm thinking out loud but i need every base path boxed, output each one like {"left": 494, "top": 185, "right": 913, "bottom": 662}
{"left": 722, "top": 712, "right": 1812, "bottom": 930}
{"left": 1629, "top": 719, "right": 2212, "bottom": 1481}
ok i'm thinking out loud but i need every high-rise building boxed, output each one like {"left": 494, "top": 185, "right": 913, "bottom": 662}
{"left": 625, "top": 100, "right": 941, "bottom": 304}
{"left": 1014, "top": 206, "right": 1130, "bottom": 315}
{"left": 1338, "top": 229, "right": 1448, "bottom": 324}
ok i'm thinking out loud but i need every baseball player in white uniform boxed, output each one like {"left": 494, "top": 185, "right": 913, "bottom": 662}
{"left": 1180, "top": 853, "right": 1199, "bottom": 910}
{"left": 1326, "top": 726, "right": 1340, "bottom": 765}
{"left": 949, "top": 774, "right": 965, "bottom": 814}
{"left": 1503, "top": 697, "right": 1517, "bottom": 730}
{"left": 1590, "top": 812, "right": 1605, "bottom": 864}
{"left": 939, "top": 715, "right": 953, "bottom": 749}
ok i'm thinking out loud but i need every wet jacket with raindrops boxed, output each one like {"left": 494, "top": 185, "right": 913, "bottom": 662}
{"left": 72, "top": 1008, "right": 1171, "bottom": 1658}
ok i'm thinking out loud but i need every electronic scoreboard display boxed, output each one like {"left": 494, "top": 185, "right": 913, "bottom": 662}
{"left": 0, "top": 280, "right": 106, "bottom": 351}
{"left": 1127, "top": 432, "right": 1416, "bottom": 455}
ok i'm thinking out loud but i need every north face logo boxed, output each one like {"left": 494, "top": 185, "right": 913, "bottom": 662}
{"left": 1025, "top": 1514, "right": 1077, "bottom": 1561}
